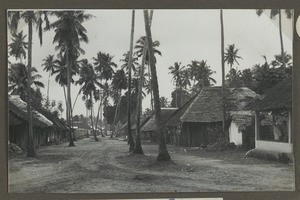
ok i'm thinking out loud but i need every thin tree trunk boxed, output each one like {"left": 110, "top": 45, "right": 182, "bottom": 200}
{"left": 91, "top": 102, "right": 98, "bottom": 141}
{"left": 46, "top": 71, "right": 51, "bottom": 109}
{"left": 144, "top": 10, "right": 170, "bottom": 161}
{"left": 86, "top": 107, "right": 89, "bottom": 137}
{"left": 26, "top": 19, "right": 36, "bottom": 157}
{"left": 66, "top": 50, "right": 75, "bottom": 147}
{"left": 278, "top": 10, "right": 286, "bottom": 68}
{"left": 127, "top": 10, "right": 136, "bottom": 151}
{"left": 175, "top": 85, "right": 178, "bottom": 108}
{"left": 112, "top": 89, "right": 121, "bottom": 137}
{"left": 220, "top": 9, "right": 227, "bottom": 141}
{"left": 95, "top": 95, "right": 102, "bottom": 136}
{"left": 72, "top": 88, "right": 81, "bottom": 111}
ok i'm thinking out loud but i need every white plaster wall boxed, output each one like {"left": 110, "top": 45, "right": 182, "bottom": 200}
{"left": 229, "top": 122, "right": 242, "bottom": 146}
{"left": 256, "top": 140, "right": 293, "bottom": 153}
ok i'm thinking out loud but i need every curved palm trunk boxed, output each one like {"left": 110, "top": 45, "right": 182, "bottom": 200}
{"left": 278, "top": 10, "right": 286, "bottom": 68}
{"left": 91, "top": 103, "right": 98, "bottom": 141}
{"left": 46, "top": 71, "right": 51, "bottom": 109}
{"left": 112, "top": 89, "right": 122, "bottom": 137}
{"left": 26, "top": 19, "right": 36, "bottom": 157}
{"left": 66, "top": 50, "right": 75, "bottom": 147}
{"left": 144, "top": 10, "right": 170, "bottom": 161}
{"left": 220, "top": 10, "right": 227, "bottom": 141}
{"left": 86, "top": 107, "right": 89, "bottom": 137}
{"left": 127, "top": 10, "right": 136, "bottom": 151}
{"left": 95, "top": 96, "right": 102, "bottom": 138}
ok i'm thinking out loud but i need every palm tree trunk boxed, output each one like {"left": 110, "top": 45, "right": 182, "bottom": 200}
{"left": 278, "top": 10, "right": 286, "bottom": 68}
{"left": 127, "top": 10, "right": 136, "bottom": 151}
{"left": 46, "top": 71, "right": 51, "bottom": 109}
{"left": 220, "top": 9, "right": 227, "bottom": 141}
{"left": 26, "top": 19, "right": 36, "bottom": 157}
{"left": 112, "top": 89, "right": 121, "bottom": 136}
{"left": 66, "top": 50, "right": 75, "bottom": 147}
{"left": 144, "top": 10, "right": 170, "bottom": 161}
{"left": 91, "top": 103, "right": 98, "bottom": 141}
{"left": 86, "top": 107, "right": 89, "bottom": 137}
{"left": 175, "top": 85, "right": 178, "bottom": 107}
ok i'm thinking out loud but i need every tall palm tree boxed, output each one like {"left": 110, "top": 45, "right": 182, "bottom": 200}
{"left": 159, "top": 97, "right": 170, "bottom": 108}
{"left": 51, "top": 11, "right": 92, "bottom": 147}
{"left": 76, "top": 59, "right": 103, "bottom": 141}
{"left": 180, "top": 69, "right": 191, "bottom": 90}
{"left": 224, "top": 44, "right": 242, "bottom": 69}
{"left": 220, "top": 9, "right": 226, "bottom": 139}
{"left": 111, "top": 69, "right": 127, "bottom": 134}
{"left": 20, "top": 11, "right": 50, "bottom": 157}
{"left": 8, "top": 31, "right": 28, "bottom": 63}
{"left": 144, "top": 10, "right": 170, "bottom": 161}
{"left": 125, "top": 10, "right": 136, "bottom": 151}
{"left": 42, "top": 54, "right": 58, "bottom": 109}
{"left": 256, "top": 9, "right": 292, "bottom": 68}
{"left": 134, "top": 31, "right": 161, "bottom": 111}
{"left": 120, "top": 51, "right": 139, "bottom": 75}
{"left": 169, "top": 62, "right": 184, "bottom": 107}
{"left": 93, "top": 52, "right": 117, "bottom": 135}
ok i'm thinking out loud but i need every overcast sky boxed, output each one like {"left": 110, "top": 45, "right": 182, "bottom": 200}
{"left": 8, "top": 9, "right": 293, "bottom": 117}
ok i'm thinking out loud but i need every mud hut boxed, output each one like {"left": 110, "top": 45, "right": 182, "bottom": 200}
{"left": 9, "top": 95, "right": 53, "bottom": 150}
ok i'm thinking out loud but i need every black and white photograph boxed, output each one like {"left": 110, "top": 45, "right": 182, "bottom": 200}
{"left": 7, "top": 9, "right": 295, "bottom": 193}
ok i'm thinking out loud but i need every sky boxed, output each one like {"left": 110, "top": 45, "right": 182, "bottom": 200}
{"left": 7, "top": 9, "right": 293, "bottom": 117}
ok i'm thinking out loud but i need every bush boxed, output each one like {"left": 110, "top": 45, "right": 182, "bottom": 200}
{"left": 245, "top": 149, "right": 292, "bottom": 163}
{"left": 206, "top": 139, "right": 236, "bottom": 151}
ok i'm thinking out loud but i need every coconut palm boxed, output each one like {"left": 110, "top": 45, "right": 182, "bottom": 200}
{"left": 8, "top": 63, "right": 44, "bottom": 100}
{"left": 120, "top": 51, "right": 139, "bottom": 75}
{"left": 51, "top": 11, "right": 92, "bottom": 147}
{"left": 180, "top": 69, "right": 191, "bottom": 89}
{"left": 144, "top": 10, "right": 170, "bottom": 161}
{"left": 256, "top": 9, "right": 292, "bottom": 68}
{"left": 159, "top": 97, "right": 170, "bottom": 108}
{"left": 169, "top": 62, "right": 185, "bottom": 107}
{"left": 124, "top": 10, "right": 136, "bottom": 151}
{"left": 76, "top": 59, "right": 103, "bottom": 141}
{"left": 111, "top": 69, "right": 127, "bottom": 133}
{"left": 224, "top": 44, "right": 242, "bottom": 69}
{"left": 8, "top": 31, "right": 28, "bottom": 63}
{"left": 220, "top": 9, "right": 226, "bottom": 139}
{"left": 42, "top": 54, "right": 58, "bottom": 109}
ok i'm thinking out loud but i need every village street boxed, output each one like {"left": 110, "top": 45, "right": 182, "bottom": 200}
{"left": 9, "top": 137, "right": 294, "bottom": 193}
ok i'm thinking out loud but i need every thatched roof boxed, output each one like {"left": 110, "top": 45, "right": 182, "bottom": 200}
{"left": 131, "top": 115, "right": 151, "bottom": 130}
{"left": 251, "top": 78, "right": 292, "bottom": 111}
{"left": 164, "top": 95, "right": 197, "bottom": 127}
{"left": 181, "top": 87, "right": 259, "bottom": 123}
{"left": 141, "top": 108, "right": 177, "bottom": 132}
{"left": 9, "top": 96, "right": 53, "bottom": 127}
{"left": 39, "top": 109, "right": 68, "bottom": 131}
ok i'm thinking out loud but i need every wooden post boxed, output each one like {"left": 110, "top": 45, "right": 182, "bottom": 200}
{"left": 288, "top": 110, "right": 292, "bottom": 144}
{"left": 255, "top": 112, "right": 259, "bottom": 140}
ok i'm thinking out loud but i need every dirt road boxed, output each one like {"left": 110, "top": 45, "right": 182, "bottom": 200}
{"left": 9, "top": 137, "right": 295, "bottom": 193}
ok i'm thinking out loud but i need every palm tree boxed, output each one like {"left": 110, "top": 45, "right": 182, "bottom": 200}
{"left": 42, "top": 54, "right": 58, "bottom": 109}
{"left": 8, "top": 31, "right": 28, "bottom": 63}
{"left": 8, "top": 63, "right": 44, "bottom": 100}
{"left": 76, "top": 59, "right": 103, "bottom": 141}
{"left": 159, "top": 97, "right": 170, "bottom": 108}
{"left": 256, "top": 9, "right": 292, "bottom": 68}
{"left": 20, "top": 11, "right": 50, "bottom": 157}
{"left": 120, "top": 51, "right": 139, "bottom": 75}
{"left": 144, "top": 10, "right": 170, "bottom": 161}
{"left": 93, "top": 52, "right": 117, "bottom": 135}
{"left": 224, "top": 44, "right": 242, "bottom": 69}
{"left": 124, "top": 10, "right": 136, "bottom": 151}
{"left": 51, "top": 11, "right": 92, "bottom": 147}
{"left": 111, "top": 69, "right": 127, "bottom": 134}
{"left": 134, "top": 31, "right": 161, "bottom": 111}
{"left": 193, "top": 60, "right": 216, "bottom": 89}
{"left": 180, "top": 69, "right": 191, "bottom": 89}
{"left": 169, "top": 62, "right": 184, "bottom": 107}
{"left": 57, "top": 101, "right": 64, "bottom": 118}
{"left": 220, "top": 9, "right": 226, "bottom": 139}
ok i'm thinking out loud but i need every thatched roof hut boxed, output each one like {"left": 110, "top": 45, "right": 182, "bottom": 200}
{"left": 141, "top": 108, "right": 177, "bottom": 132}
{"left": 250, "top": 78, "right": 292, "bottom": 111}
{"left": 131, "top": 115, "right": 152, "bottom": 130}
{"left": 165, "top": 95, "right": 197, "bottom": 127}
{"left": 181, "top": 87, "right": 259, "bottom": 123}
{"left": 39, "top": 109, "right": 68, "bottom": 131}
{"left": 9, "top": 96, "right": 53, "bottom": 127}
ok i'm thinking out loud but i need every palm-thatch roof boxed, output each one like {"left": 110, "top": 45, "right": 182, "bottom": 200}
{"left": 250, "top": 78, "right": 292, "bottom": 111}
{"left": 131, "top": 115, "right": 152, "bottom": 130}
{"left": 39, "top": 109, "right": 68, "bottom": 131}
{"left": 141, "top": 108, "right": 177, "bottom": 132}
{"left": 165, "top": 95, "right": 197, "bottom": 127}
{"left": 181, "top": 87, "right": 259, "bottom": 123}
{"left": 9, "top": 95, "right": 53, "bottom": 127}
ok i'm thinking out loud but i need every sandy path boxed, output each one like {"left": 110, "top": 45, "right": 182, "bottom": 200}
{"left": 8, "top": 137, "right": 295, "bottom": 193}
